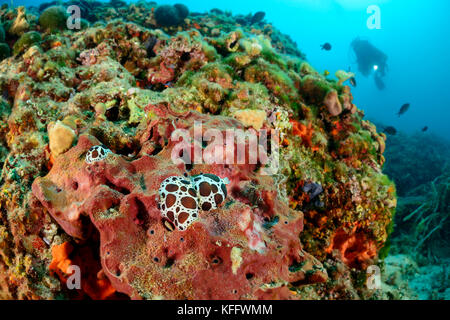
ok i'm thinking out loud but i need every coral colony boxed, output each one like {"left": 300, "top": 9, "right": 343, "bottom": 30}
{"left": 0, "top": 2, "right": 398, "bottom": 300}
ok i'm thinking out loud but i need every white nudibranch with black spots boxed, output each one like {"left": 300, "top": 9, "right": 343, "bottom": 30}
{"left": 158, "top": 176, "right": 199, "bottom": 231}
{"left": 190, "top": 174, "right": 229, "bottom": 211}
{"left": 157, "top": 173, "right": 230, "bottom": 231}
{"left": 85, "top": 145, "right": 111, "bottom": 164}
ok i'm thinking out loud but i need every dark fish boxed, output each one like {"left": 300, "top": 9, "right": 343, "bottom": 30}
{"left": 383, "top": 126, "right": 397, "bottom": 135}
{"left": 350, "top": 77, "right": 357, "bottom": 87}
{"left": 251, "top": 11, "right": 265, "bottom": 24}
{"left": 320, "top": 43, "right": 332, "bottom": 51}
{"left": 421, "top": 126, "right": 428, "bottom": 132}
{"left": 397, "top": 103, "right": 410, "bottom": 116}
{"left": 144, "top": 36, "right": 157, "bottom": 58}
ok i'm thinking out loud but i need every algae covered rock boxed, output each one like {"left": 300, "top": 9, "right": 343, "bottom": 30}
{"left": 174, "top": 3, "right": 189, "bottom": 20}
{"left": 13, "top": 31, "right": 42, "bottom": 55}
{"left": 8, "top": 6, "right": 30, "bottom": 36}
{"left": 38, "top": 6, "right": 68, "bottom": 33}
{"left": 154, "top": 4, "right": 188, "bottom": 27}
{"left": 32, "top": 114, "right": 329, "bottom": 299}
{"left": 0, "top": 2, "right": 397, "bottom": 301}
{"left": 232, "top": 109, "right": 267, "bottom": 130}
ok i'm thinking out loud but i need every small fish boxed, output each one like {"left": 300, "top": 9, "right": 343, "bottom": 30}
{"left": 251, "top": 11, "right": 265, "bottom": 24}
{"left": 350, "top": 77, "right": 357, "bottom": 87}
{"left": 383, "top": 126, "right": 397, "bottom": 135}
{"left": 421, "top": 126, "right": 428, "bottom": 132}
{"left": 320, "top": 43, "right": 332, "bottom": 51}
{"left": 397, "top": 103, "right": 410, "bottom": 116}
{"left": 323, "top": 70, "right": 330, "bottom": 77}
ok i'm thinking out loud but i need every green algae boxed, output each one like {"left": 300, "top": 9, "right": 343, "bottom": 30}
{"left": 39, "top": 6, "right": 68, "bottom": 33}
{"left": 13, "top": 31, "right": 42, "bottom": 55}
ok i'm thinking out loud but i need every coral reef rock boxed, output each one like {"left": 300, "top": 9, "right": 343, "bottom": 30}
{"left": 0, "top": 2, "right": 395, "bottom": 300}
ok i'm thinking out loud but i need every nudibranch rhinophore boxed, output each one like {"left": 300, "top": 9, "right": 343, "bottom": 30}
{"left": 158, "top": 173, "right": 230, "bottom": 231}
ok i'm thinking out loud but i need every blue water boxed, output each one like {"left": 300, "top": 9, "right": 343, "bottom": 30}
{"left": 7, "top": 0, "right": 450, "bottom": 140}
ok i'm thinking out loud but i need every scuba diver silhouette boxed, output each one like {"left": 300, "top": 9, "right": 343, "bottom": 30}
{"left": 350, "top": 38, "right": 388, "bottom": 90}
